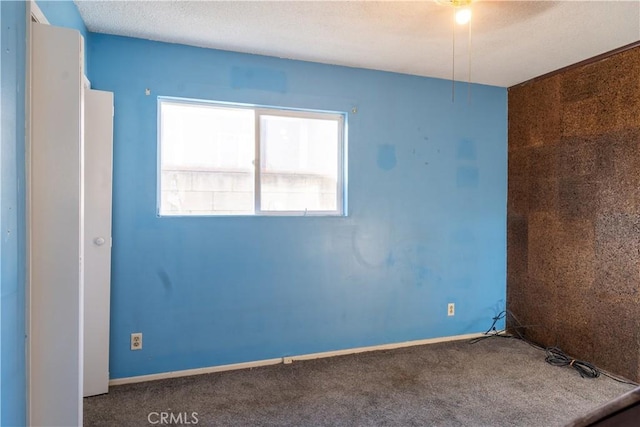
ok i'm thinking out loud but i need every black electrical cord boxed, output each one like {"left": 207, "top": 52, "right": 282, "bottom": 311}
{"left": 468, "top": 310, "right": 541, "bottom": 350}
{"left": 469, "top": 309, "right": 638, "bottom": 386}
{"left": 544, "top": 347, "right": 599, "bottom": 379}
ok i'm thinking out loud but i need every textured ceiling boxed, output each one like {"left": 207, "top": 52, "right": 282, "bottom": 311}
{"left": 75, "top": 0, "right": 640, "bottom": 87}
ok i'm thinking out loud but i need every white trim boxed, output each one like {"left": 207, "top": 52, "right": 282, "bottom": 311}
{"left": 109, "top": 358, "right": 283, "bottom": 386}
{"left": 29, "top": 0, "right": 49, "bottom": 24}
{"left": 254, "top": 109, "right": 261, "bottom": 213}
{"left": 286, "top": 332, "right": 489, "bottom": 362}
{"left": 109, "top": 332, "right": 489, "bottom": 386}
{"left": 25, "top": 2, "right": 48, "bottom": 424}
{"left": 83, "top": 75, "right": 91, "bottom": 90}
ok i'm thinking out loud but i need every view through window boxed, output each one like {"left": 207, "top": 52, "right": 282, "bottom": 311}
{"left": 159, "top": 99, "right": 345, "bottom": 216}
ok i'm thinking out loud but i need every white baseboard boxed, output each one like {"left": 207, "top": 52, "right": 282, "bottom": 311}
{"left": 109, "top": 331, "right": 490, "bottom": 386}
{"left": 108, "top": 358, "right": 283, "bottom": 386}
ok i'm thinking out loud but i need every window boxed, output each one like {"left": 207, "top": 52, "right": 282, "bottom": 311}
{"left": 158, "top": 99, "right": 345, "bottom": 216}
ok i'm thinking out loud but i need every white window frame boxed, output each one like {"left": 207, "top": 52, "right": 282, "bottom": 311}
{"left": 158, "top": 98, "right": 346, "bottom": 217}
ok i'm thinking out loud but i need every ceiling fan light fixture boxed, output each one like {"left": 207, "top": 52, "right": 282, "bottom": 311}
{"left": 455, "top": 7, "right": 472, "bottom": 25}
{"left": 434, "top": 0, "right": 473, "bottom": 8}
{"left": 434, "top": 0, "right": 474, "bottom": 24}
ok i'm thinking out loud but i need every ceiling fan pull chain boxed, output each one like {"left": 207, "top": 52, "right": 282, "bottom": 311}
{"left": 452, "top": 6, "right": 456, "bottom": 102}
{"left": 468, "top": 13, "right": 472, "bottom": 104}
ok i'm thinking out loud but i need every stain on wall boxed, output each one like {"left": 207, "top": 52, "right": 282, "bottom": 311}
{"left": 377, "top": 144, "right": 397, "bottom": 171}
{"left": 457, "top": 139, "right": 477, "bottom": 160}
{"left": 507, "top": 46, "right": 640, "bottom": 382}
{"left": 230, "top": 65, "right": 287, "bottom": 93}
{"left": 456, "top": 166, "right": 479, "bottom": 188}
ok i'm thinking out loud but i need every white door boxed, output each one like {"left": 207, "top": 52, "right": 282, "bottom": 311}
{"left": 30, "top": 22, "right": 84, "bottom": 426}
{"left": 83, "top": 89, "right": 114, "bottom": 397}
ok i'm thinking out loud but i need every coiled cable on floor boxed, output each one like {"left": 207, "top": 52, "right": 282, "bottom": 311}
{"left": 469, "top": 309, "right": 638, "bottom": 386}
{"left": 544, "top": 347, "right": 599, "bottom": 379}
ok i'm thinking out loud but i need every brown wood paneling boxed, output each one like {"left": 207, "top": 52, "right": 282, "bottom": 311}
{"left": 507, "top": 46, "right": 640, "bottom": 382}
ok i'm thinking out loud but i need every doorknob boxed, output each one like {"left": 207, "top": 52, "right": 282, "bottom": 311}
{"left": 94, "top": 237, "right": 106, "bottom": 246}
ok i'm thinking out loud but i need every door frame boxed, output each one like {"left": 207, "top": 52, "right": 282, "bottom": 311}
{"left": 24, "top": 2, "right": 48, "bottom": 424}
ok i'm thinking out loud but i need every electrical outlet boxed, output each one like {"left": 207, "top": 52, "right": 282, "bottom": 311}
{"left": 131, "top": 332, "right": 142, "bottom": 350}
{"left": 447, "top": 303, "right": 455, "bottom": 316}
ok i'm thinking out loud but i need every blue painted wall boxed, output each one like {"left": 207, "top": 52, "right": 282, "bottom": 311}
{"left": 88, "top": 34, "right": 507, "bottom": 380}
{"left": 1, "top": 2, "right": 27, "bottom": 425}
{"left": 0, "top": 1, "right": 87, "bottom": 424}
